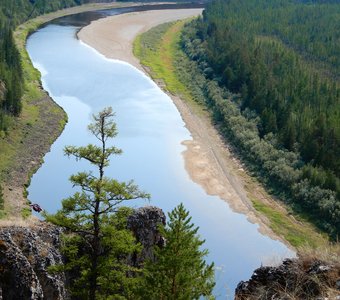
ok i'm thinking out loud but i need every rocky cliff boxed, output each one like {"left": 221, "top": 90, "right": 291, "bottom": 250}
{"left": 0, "top": 206, "right": 165, "bottom": 300}
{"left": 0, "top": 223, "right": 67, "bottom": 300}
{"left": 235, "top": 258, "right": 340, "bottom": 300}
{"left": 127, "top": 206, "right": 166, "bottom": 267}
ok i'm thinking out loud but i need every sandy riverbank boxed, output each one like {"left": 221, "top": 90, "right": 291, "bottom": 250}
{"left": 78, "top": 9, "right": 203, "bottom": 71}
{"left": 78, "top": 9, "right": 287, "bottom": 243}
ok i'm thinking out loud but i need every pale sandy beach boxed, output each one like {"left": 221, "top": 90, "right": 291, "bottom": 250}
{"left": 78, "top": 9, "right": 287, "bottom": 242}
{"left": 79, "top": 9, "right": 203, "bottom": 70}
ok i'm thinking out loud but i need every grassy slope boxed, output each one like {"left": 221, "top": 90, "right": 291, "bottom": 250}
{"left": 133, "top": 20, "right": 329, "bottom": 249}
{"left": 0, "top": 2, "right": 139, "bottom": 219}
{"left": 134, "top": 20, "right": 203, "bottom": 114}
{"left": 5, "top": 2, "right": 141, "bottom": 174}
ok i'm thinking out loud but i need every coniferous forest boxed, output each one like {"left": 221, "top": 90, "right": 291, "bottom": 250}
{"left": 0, "top": 0, "right": 86, "bottom": 132}
{"left": 181, "top": 0, "right": 340, "bottom": 237}
{"left": 0, "top": 0, "right": 340, "bottom": 298}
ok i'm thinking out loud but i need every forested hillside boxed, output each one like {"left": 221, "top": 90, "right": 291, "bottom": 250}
{"left": 0, "top": 0, "right": 88, "bottom": 133}
{"left": 181, "top": 0, "right": 340, "bottom": 237}
{"left": 0, "top": 0, "right": 85, "bottom": 25}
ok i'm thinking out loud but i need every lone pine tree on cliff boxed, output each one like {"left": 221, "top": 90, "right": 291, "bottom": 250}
{"left": 46, "top": 107, "right": 149, "bottom": 299}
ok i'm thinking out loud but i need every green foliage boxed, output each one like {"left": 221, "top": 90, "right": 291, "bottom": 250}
{"left": 140, "top": 203, "right": 215, "bottom": 300}
{"left": 21, "top": 207, "right": 31, "bottom": 219}
{"left": 133, "top": 21, "right": 194, "bottom": 102}
{"left": 178, "top": 34, "right": 340, "bottom": 237}
{"left": 58, "top": 211, "right": 142, "bottom": 300}
{"left": 190, "top": 0, "right": 340, "bottom": 181}
{"left": 0, "top": 0, "right": 86, "bottom": 133}
{"left": 251, "top": 199, "right": 327, "bottom": 248}
{"left": 177, "top": 1, "right": 340, "bottom": 239}
{"left": 0, "top": 24, "right": 23, "bottom": 131}
{"left": 46, "top": 107, "right": 149, "bottom": 299}
{"left": 134, "top": 18, "right": 337, "bottom": 244}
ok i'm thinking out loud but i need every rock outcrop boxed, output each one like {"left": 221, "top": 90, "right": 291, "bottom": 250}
{"left": 0, "top": 206, "right": 166, "bottom": 299}
{"left": 127, "top": 206, "right": 166, "bottom": 266}
{"left": 235, "top": 258, "right": 340, "bottom": 300}
{"left": 0, "top": 222, "right": 67, "bottom": 300}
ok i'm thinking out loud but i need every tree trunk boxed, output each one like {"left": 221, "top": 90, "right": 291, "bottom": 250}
{"left": 89, "top": 205, "right": 100, "bottom": 300}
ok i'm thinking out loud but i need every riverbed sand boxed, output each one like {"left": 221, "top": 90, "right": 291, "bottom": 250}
{"left": 78, "top": 9, "right": 286, "bottom": 243}
{"left": 78, "top": 9, "right": 203, "bottom": 70}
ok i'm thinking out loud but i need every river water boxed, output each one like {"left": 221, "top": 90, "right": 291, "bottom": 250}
{"left": 26, "top": 5, "right": 294, "bottom": 298}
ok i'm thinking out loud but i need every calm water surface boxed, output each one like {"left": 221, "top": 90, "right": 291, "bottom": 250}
{"left": 27, "top": 6, "right": 294, "bottom": 298}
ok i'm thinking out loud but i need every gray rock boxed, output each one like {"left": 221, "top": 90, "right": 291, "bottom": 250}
{"left": 235, "top": 258, "right": 340, "bottom": 300}
{"left": 0, "top": 206, "right": 167, "bottom": 299}
{"left": 336, "top": 279, "right": 340, "bottom": 290}
{"left": 307, "top": 261, "right": 332, "bottom": 274}
{"left": 127, "top": 206, "right": 166, "bottom": 266}
{"left": 0, "top": 223, "right": 67, "bottom": 300}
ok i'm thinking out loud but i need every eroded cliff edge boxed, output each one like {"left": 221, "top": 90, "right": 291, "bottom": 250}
{"left": 0, "top": 206, "right": 165, "bottom": 300}
{"left": 235, "top": 258, "right": 340, "bottom": 299}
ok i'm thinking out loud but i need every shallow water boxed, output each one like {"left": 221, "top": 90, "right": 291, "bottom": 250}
{"left": 26, "top": 6, "right": 294, "bottom": 298}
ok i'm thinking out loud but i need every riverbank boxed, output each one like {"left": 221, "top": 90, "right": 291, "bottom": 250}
{"left": 78, "top": 10, "right": 328, "bottom": 249}
{"left": 0, "top": 2, "right": 150, "bottom": 224}
{"left": 78, "top": 9, "right": 204, "bottom": 70}
{"left": 134, "top": 20, "right": 330, "bottom": 249}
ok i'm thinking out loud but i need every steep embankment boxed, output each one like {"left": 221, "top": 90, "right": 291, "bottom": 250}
{"left": 0, "top": 206, "right": 165, "bottom": 299}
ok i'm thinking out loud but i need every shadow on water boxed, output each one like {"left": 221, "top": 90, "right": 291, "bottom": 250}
{"left": 48, "top": 3, "right": 206, "bottom": 28}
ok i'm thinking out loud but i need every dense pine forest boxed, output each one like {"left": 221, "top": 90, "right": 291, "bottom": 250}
{"left": 0, "top": 0, "right": 88, "bottom": 133}
{"left": 181, "top": 0, "right": 340, "bottom": 237}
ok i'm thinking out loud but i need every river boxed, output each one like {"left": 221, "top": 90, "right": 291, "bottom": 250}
{"left": 26, "top": 4, "right": 294, "bottom": 298}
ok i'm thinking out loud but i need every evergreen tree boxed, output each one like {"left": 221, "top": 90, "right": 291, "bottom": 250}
{"left": 180, "top": 0, "right": 340, "bottom": 237}
{"left": 46, "top": 107, "right": 149, "bottom": 299}
{"left": 140, "top": 203, "right": 215, "bottom": 300}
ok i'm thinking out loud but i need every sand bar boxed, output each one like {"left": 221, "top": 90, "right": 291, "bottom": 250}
{"left": 79, "top": 9, "right": 203, "bottom": 70}
{"left": 78, "top": 9, "right": 289, "bottom": 244}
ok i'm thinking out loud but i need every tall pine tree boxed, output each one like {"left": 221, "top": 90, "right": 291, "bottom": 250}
{"left": 140, "top": 203, "right": 215, "bottom": 300}
{"left": 46, "top": 107, "right": 149, "bottom": 299}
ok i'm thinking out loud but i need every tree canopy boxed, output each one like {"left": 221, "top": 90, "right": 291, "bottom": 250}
{"left": 139, "top": 203, "right": 215, "bottom": 300}
{"left": 178, "top": 0, "right": 340, "bottom": 238}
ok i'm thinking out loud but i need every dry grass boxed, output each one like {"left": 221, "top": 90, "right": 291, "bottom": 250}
{"left": 0, "top": 216, "right": 39, "bottom": 228}
{"left": 236, "top": 245, "right": 340, "bottom": 299}
{"left": 299, "top": 243, "right": 340, "bottom": 265}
